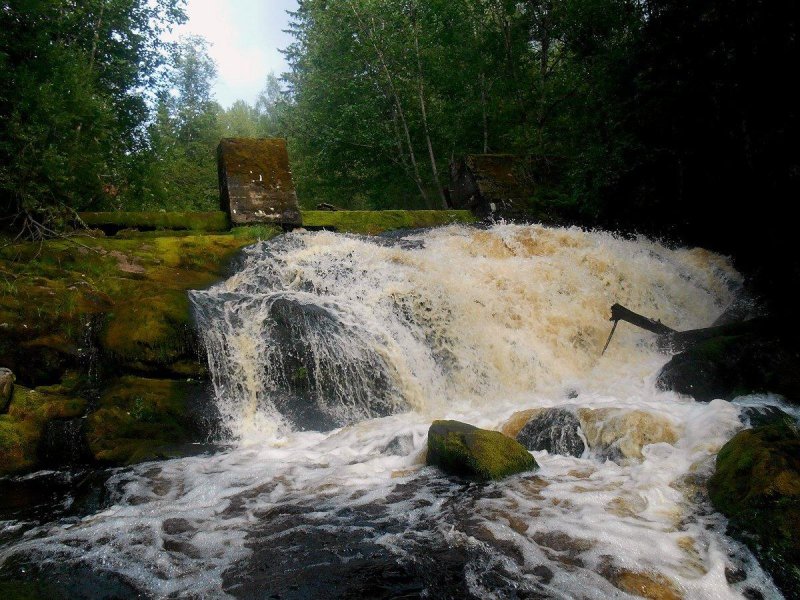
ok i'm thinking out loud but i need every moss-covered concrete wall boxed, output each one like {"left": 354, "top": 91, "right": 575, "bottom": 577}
{"left": 77, "top": 209, "right": 476, "bottom": 236}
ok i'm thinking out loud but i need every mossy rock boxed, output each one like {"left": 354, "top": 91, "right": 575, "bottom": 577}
{"left": 0, "top": 384, "right": 86, "bottom": 475}
{"left": 0, "top": 230, "right": 277, "bottom": 384}
{"left": 708, "top": 423, "right": 800, "bottom": 597}
{"left": 100, "top": 288, "right": 196, "bottom": 374}
{"left": 427, "top": 420, "right": 538, "bottom": 481}
{"left": 300, "top": 210, "right": 475, "bottom": 235}
{"left": 86, "top": 376, "right": 210, "bottom": 465}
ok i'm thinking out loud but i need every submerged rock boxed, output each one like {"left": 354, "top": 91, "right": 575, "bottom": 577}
{"left": 427, "top": 420, "right": 537, "bottom": 481}
{"left": 500, "top": 408, "right": 544, "bottom": 438}
{"left": 709, "top": 423, "right": 800, "bottom": 598}
{"left": 578, "top": 409, "right": 679, "bottom": 462}
{"left": 515, "top": 409, "right": 585, "bottom": 457}
{"left": 657, "top": 333, "right": 800, "bottom": 402}
{"left": 260, "top": 296, "right": 403, "bottom": 431}
{"left": 603, "top": 568, "right": 683, "bottom": 600}
{"left": 0, "top": 367, "right": 13, "bottom": 413}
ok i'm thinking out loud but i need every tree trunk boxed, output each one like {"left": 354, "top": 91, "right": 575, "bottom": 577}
{"left": 604, "top": 303, "right": 772, "bottom": 353}
{"left": 77, "top": 2, "right": 105, "bottom": 143}
{"left": 412, "top": 10, "right": 447, "bottom": 209}
{"left": 609, "top": 303, "right": 675, "bottom": 337}
{"left": 391, "top": 108, "right": 429, "bottom": 201}
{"left": 347, "top": 2, "right": 429, "bottom": 204}
{"left": 480, "top": 73, "right": 489, "bottom": 153}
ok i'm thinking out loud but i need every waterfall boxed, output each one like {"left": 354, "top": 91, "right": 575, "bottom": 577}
{"left": 190, "top": 223, "right": 740, "bottom": 439}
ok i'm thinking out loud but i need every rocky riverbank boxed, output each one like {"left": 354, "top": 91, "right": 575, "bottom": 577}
{"left": 0, "top": 227, "right": 275, "bottom": 474}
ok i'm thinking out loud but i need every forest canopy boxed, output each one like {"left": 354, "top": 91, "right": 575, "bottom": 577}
{"left": 1, "top": 0, "right": 798, "bottom": 262}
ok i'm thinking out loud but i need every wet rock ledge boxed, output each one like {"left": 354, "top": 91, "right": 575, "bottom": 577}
{"left": 1, "top": 227, "right": 272, "bottom": 475}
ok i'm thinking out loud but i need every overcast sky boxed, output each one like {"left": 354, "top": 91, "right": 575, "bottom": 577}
{"left": 172, "top": 0, "right": 299, "bottom": 108}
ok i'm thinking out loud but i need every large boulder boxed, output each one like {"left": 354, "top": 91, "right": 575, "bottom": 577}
{"left": 708, "top": 423, "right": 800, "bottom": 597}
{"left": 515, "top": 408, "right": 585, "bottom": 457}
{"left": 657, "top": 334, "right": 800, "bottom": 402}
{"left": 427, "top": 420, "right": 537, "bottom": 480}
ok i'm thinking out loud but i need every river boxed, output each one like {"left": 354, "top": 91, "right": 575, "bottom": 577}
{"left": 0, "top": 223, "right": 787, "bottom": 598}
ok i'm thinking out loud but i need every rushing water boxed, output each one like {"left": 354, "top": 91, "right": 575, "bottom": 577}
{"left": 0, "top": 223, "right": 790, "bottom": 598}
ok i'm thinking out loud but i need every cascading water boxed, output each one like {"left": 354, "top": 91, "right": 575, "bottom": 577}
{"left": 191, "top": 224, "right": 740, "bottom": 438}
{"left": 0, "top": 223, "right": 789, "bottom": 598}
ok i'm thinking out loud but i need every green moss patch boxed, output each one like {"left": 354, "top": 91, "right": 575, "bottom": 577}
{"left": 301, "top": 210, "right": 475, "bottom": 235}
{"left": 0, "top": 230, "right": 277, "bottom": 382}
{"left": 427, "top": 420, "right": 538, "bottom": 480}
{"left": 709, "top": 423, "right": 800, "bottom": 596}
{"left": 86, "top": 376, "right": 199, "bottom": 465}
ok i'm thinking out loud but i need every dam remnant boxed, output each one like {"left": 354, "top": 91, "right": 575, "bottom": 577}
{"left": 217, "top": 138, "right": 302, "bottom": 227}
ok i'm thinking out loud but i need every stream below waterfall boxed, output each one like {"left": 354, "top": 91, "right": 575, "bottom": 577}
{"left": 0, "top": 223, "right": 792, "bottom": 599}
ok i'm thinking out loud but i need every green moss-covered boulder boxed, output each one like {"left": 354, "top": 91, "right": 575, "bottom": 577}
{"left": 427, "top": 420, "right": 538, "bottom": 481}
{"left": 708, "top": 423, "right": 800, "bottom": 597}
{"left": 657, "top": 333, "right": 800, "bottom": 402}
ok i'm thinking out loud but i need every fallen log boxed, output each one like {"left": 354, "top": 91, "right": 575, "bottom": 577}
{"left": 601, "top": 303, "right": 676, "bottom": 355}
{"left": 602, "top": 302, "right": 772, "bottom": 355}
{"left": 609, "top": 303, "right": 676, "bottom": 337}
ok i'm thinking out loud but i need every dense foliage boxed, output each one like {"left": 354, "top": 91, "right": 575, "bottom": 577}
{"left": 0, "top": 0, "right": 186, "bottom": 234}
{"left": 282, "top": 0, "right": 798, "bottom": 231}
{"left": 0, "top": 1, "right": 286, "bottom": 227}
{"left": 280, "top": 0, "right": 799, "bottom": 312}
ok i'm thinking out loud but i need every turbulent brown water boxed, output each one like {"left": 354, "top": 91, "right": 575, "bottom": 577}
{"left": 0, "top": 223, "right": 791, "bottom": 598}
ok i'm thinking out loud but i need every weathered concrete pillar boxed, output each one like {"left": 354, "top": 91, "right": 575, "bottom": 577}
{"left": 217, "top": 138, "right": 302, "bottom": 227}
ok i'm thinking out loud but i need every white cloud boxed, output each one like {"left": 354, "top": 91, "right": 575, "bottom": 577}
{"left": 172, "top": 0, "right": 297, "bottom": 108}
